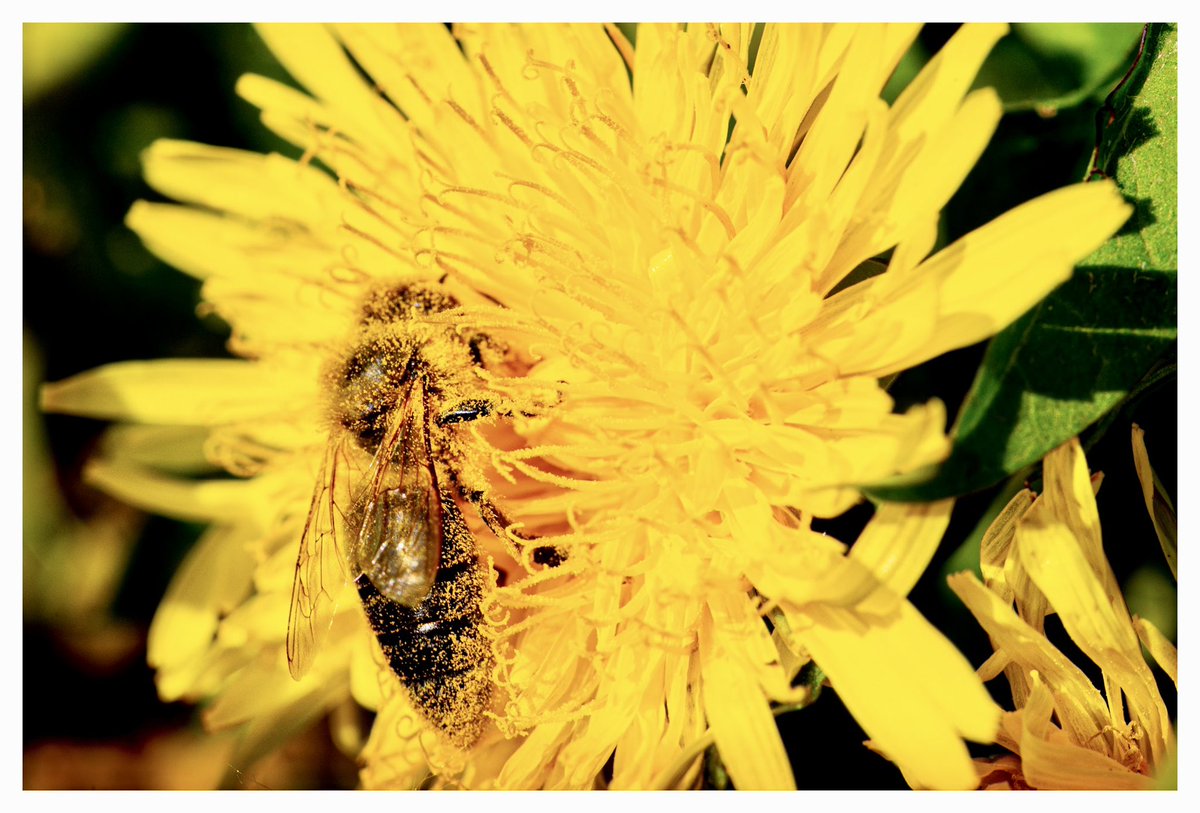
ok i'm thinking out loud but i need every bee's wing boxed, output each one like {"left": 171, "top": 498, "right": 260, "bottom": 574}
{"left": 286, "top": 437, "right": 358, "bottom": 680}
{"left": 351, "top": 376, "right": 444, "bottom": 607}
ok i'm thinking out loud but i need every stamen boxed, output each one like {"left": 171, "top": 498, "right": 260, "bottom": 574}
{"left": 204, "top": 428, "right": 282, "bottom": 477}
{"left": 556, "top": 147, "right": 609, "bottom": 183}
{"left": 328, "top": 260, "right": 370, "bottom": 285}
{"left": 343, "top": 179, "right": 411, "bottom": 216}
{"left": 522, "top": 52, "right": 583, "bottom": 89}
{"left": 661, "top": 141, "right": 723, "bottom": 198}
{"left": 491, "top": 106, "right": 534, "bottom": 148}
{"left": 436, "top": 184, "right": 512, "bottom": 208}
{"left": 475, "top": 53, "right": 511, "bottom": 103}
{"left": 430, "top": 251, "right": 493, "bottom": 281}
{"left": 404, "top": 72, "right": 433, "bottom": 108}
{"left": 648, "top": 176, "right": 736, "bottom": 241}
{"left": 296, "top": 120, "right": 334, "bottom": 170}
{"left": 506, "top": 458, "right": 608, "bottom": 491}
{"left": 340, "top": 221, "right": 405, "bottom": 261}
{"left": 504, "top": 178, "right": 579, "bottom": 217}
{"left": 340, "top": 187, "right": 410, "bottom": 239}
{"left": 445, "top": 99, "right": 489, "bottom": 143}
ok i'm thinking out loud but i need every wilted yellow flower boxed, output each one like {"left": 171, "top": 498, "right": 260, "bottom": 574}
{"left": 42, "top": 23, "right": 1130, "bottom": 789}
{"left": 949, "top": 434, "right": 1176, "bottom": 790}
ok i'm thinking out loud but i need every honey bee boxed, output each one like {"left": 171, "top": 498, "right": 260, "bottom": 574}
{"left": 286, "top": 282, "right": 544, "bottom": 749}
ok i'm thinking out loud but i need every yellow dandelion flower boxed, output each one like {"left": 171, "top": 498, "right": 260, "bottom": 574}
{"left": 948, "top": 435, "right": 1176, "bottom": 790}
{"left": 41, "top": 23, "right": 1131, "bottom": 790}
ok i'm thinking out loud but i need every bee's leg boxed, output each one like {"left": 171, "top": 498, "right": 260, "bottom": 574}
{"left": 466, "top": 332, "right": 511, "bottom": 368}
{"left": 436, "top": 398, "right": 566, "bottom": 567}
{"left": 438, "top": 399, "right": 493, "bottom": 425}
{"left": 437, "top": 396, "right": 540, "bottom": 426}
{"left": 468, "top": 335, "right": 488, "bottom": 367}
{"left": 469, "top": 491, "right": 565, "bottom": 568}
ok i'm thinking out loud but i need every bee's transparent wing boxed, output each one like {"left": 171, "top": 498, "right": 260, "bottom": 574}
{"left": 352, "top": 377, "right": 443, "bottom": 607}
{"left": 286, "top": 438, "right": 357, "bottom": 680}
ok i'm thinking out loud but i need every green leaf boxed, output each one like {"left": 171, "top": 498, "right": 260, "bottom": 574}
{"left": 872, "top": 24, "right": 1177, "bottom": 503}
{"left": 974, "top": 23, "right": 1145, "bottom": 113}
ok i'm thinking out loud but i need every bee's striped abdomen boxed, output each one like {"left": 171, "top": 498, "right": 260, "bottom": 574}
{"left": 356, "top": 494, "right": 493, "bottom": 749}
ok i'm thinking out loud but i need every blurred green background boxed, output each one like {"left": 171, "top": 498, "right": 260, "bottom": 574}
{"left": 23, "top": 23, "right": 1173, "bottom": 790}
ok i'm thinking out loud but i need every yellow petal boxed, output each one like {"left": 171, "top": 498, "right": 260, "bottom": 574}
{"left": 1133, "top": 616, "right": 1177, "bottom": 689}
{"left": 610, "top": 669, "right": 669, "bottom": 788}
{"left": 1016, "top": 514, "right": 1142, "bottom": 661}
{"left": 1018, "top": 674, "right": 1152, "bottom": 790}
{"left": 761, "top": 499, "right": 951, "bottom": 617}
{"left": 731, "top": 393, "right": 948, "bottom": 516}
{"left": 787, "top": 25, "right": 885, "bottom": 212}
{"left": 100, "top": 424, "right": 215, "bottom": 474}
{"left": 847, "top": 498, "right": 953, "bottom": 600}
{"left": 889, "top": 23, "right": 1008, "bottom": 145}
{"left": 631, "top": 24, "right": 688, "bottom": 142}
{"left": 496, "top": 720, "right": 574, "bottom": 789}
{"left": 890, "top": 87, "right": 1002, "bottom": 234}
{"left": 140, "top": 140, "right": 343, "bottom": 227}
{"left": 358, "top": 687, "right": 441, "bottom": 789}
{"left": 978, "top": 488, "right": 1036, "bottom": 599}
{"left": 947, "top": 572, "right": 1111, "bottom": 746}
{"left": 796, "top": 600, "right": 998, "bottom": 789}
{"left": 708, "top": 587, "right": 792, "bottom": 699}
{"left": 148, "top": 524, "right": 255, "bottom": 696}
{"left": 83, "top": 457, "right": 285, "bottom": 528}
{"left": 555, "top": 683, "right": 643, "bottom": 788}
{"left": 908, "top": 182, "right": 1131, "bottom": 365}
{"left": 699, "top": 657, "right": 795, "bottom": 790}
{"left": 255, "top": 23, "right": 406, "bottom": 151}
{"left": 819, "top": 23, "right": 1007, "bottom": 282}
{"left": 124, "top": 203, "right": 355, "bottom": 346}
{"left": 125, "top": 200, "right": 361, "bottom": 354}
{"left": 334, "top": 23, "right": 484, "bottom": 132}
{"left": 888, "top": 211, "right": 939, "bottom": 277}
{"left": 1132, "top": 423, "right": 1177, "bottom": 578}
{"left": 235, "top": 72, "right": 333, "bottom": 139}
{"left": 1017, "top": 442, "right": 1173, "bottom": 767}
{"left": 41, "top": 359, "right": 317, "bottom": 425}
{"left": 747, "top": 24, "right": 826, "bottom": 162}
{"left": 833, "top": 87, "right": 1002, "bottom": 278}
{"left": 347, "top": 631, "right": 384, "bottom": 712}
{"left": 977, "top": 487, "right": 1055, "bottom": 647}
{"left": 1034, "top": 440, "right": 1112, "bottom": 585}
{"left": 821, "top": 182, "right": 1131, "bottom": 378}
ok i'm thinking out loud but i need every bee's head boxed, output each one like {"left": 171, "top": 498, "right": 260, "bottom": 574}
{"left": 361, "top": 283, "right": 459, "bottom": 325}
{"left": 333, "top": 334, "right": 415, "bottom": 450}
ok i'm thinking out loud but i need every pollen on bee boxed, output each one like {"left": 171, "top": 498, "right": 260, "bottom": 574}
{"left": 301, "top": 279, "right": 524, "bottom": 748}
